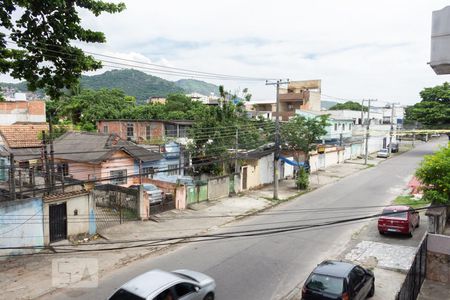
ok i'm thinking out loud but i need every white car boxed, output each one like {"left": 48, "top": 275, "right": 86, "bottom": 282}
{"left": 108, "top": 269, "right": 216, "bottom": 300}
{"left": 377, "top": 148, "right": 389, "bottom": 158}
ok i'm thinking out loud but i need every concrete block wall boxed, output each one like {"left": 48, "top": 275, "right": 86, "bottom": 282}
{"left": 426, "top": 234, "right": 450, "bottom": 283}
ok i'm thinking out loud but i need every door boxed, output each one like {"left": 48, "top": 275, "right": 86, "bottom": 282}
{"left": 242, "top": 167, "right": 247, "bottom": 190}
{"left": 49, "top": 202, "right": 67, "bottom": 243}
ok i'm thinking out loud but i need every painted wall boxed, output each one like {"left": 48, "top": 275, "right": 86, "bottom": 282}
{"left": 207, "top": 175, "right": 229, "bottom": 200}
{"left": 259, "top": 153, "right": 274, "bottom": 185}
{"left": 0, "top": 198, "right": 44, "bottom": 256}
{"left": 43, "top": 192, "right": 93, "bottom": 245}
{"left": 100, "top": 151, "right": 135, "bottom": 186}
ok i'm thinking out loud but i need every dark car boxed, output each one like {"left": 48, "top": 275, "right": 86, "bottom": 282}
{"left": 302, "top": 260, "right": 374, "bottom": 300}
{"left": 378, "top": 205, "right": 420, "bottom": 237}
{"left": 388, "top": 143, "right": 399, "bottom": 153}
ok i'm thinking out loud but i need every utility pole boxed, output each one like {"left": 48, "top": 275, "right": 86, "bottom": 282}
{"left": 388, "top": 102, "right": 399, "bottom": 156}
{"left": 9, "top": 153, "right": 16, "bottom": 201}
{"left": 266, "top": 79, "right": 289, "bottom": 200}
{"left": 234, "top": 128, "right": 239, "bottom": 174}
{"left": 364, "top": 99, "right": 377, "bottom": 165}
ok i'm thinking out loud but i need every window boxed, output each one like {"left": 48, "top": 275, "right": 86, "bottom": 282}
{"left": 110, "top": 169, "right": 127, "bottom": 185}
{"left": 142, "top": 167, "right": 154, "bottom": 178}
{"left": 109, "top": 289, "right": 144, "bottom": 300}
{"left": 103, "top": 125, "right": 108, "bottom": 133}
{"left": 349, "top": 124, "right": 352, "bottom": 130}
{"left": 174, "top": 283, "right": 196, "bottom": 298}
{"left": 342, "top": 124, "right": 345, "bottom": 131}
{"left": 155, "top": 288, "right": 175, "bottom": 300}
{"left": 165, "top": 124, "right": 177, "bottom": 138}
{"left": 334, "top": 124, "right": 337, "bottom": 131}
{"left": 146, "top": 125, "right": 151, "bottom": 140}
{"left": 167, "top": 164, "right": 178, "bottom": 176}
{"left": 306, "top": 274, "right": 343, "bottom": 295}
{"left": 179, "top": 125, "right": 188, "bottom": 138}
{"left": 57, "top": 163, "right": 69, "bottom": 176}
{"left": 127, "top": 123, "right": 134, "bottom": 139}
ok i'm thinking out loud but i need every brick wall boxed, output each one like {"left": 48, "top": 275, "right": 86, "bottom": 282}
{"left": 0, "top": 101, "right": 46, "bottom": 125}
{"left": 97, "top": 120, "right": 165, "bottom": 143}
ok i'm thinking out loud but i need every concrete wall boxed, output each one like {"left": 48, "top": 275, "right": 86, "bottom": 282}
{"left": 259, "top": 153, "right": 274, "bottom": 185}
{"left": 282, "top": 156, "right": 294, "bottom": 179}
{"left": 0, "top": 198, "right": 44, "bottom": 256}
{"left": 426, "top": 234, "right": 450, "bottom": 283}
{"left": 309, "top": 148, "right": 345, "bottom": 172}
{"left": 0, "top": 101, "right": 46, "bottom": 125}
{"left": 43, "top": 191, "right": 93, "bottom": 245}
{"left": 430, "top": 6, "right": 450, "bottom": 74}
{"left": 207, "top": 175, "right": 229, "bottom": 200}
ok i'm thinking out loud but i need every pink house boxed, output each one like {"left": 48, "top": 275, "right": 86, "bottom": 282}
{"left": 53, "top": 132, "right": 162, "bottom": 186}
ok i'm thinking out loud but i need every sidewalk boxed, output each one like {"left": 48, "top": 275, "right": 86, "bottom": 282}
{"left": 0, "top": 158, "right": 380, "bottom": 300}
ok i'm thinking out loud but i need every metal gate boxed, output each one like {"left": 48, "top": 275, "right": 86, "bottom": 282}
{"left": 49, "top": 202, "right": 67, "bottom": 243}
{"left": 242, "top": 167, "right": 248, "bottom": 190}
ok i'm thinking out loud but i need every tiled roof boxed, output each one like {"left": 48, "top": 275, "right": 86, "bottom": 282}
{"left": 0, "top": 123, "right": 48, "bottom": 148}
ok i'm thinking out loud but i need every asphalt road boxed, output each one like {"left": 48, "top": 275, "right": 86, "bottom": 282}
{"left": 46, "top": 138, "right": 446, "bottom": 300}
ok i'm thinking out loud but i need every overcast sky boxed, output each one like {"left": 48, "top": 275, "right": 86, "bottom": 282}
{"left": 3, "top": 0, "right": 450, "bottom": 105}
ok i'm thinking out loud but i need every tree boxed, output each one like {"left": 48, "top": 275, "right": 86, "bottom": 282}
{"left": 0, "top": 0, "right": 125, "bottom": 99}
{"left": 329, "top": 101, "right": 367, "bottom": 111}
{"left": 405, "top": 82, "right": 450, "bottom": 128}
{"left": 281, "top": 114, "right": 329, "bottom": 172}
{"left": 415, "top": 144, "right": 450, "bottom": 204}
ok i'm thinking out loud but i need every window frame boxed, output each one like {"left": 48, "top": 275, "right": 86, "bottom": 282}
{"left": 126, "top": 123, "right": 134, "bottom": 139}
{"left": 167, "top": 164, "right": 178, "bottom": 176}
{"left": 110, "top": 169, "right": 127, "bottom": 185}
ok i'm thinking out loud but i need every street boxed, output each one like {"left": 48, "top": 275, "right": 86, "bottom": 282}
{"left": 45, "top": 138, "right": 446, "bottom": 300}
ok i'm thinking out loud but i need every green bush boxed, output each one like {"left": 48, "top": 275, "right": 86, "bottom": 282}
{"left": 296, "top": 167, "right": 309, "bottom": 190}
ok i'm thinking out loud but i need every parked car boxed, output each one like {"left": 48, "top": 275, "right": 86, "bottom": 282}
{"left": 388, "top": 143, "right": 399, "bottom": 153}
{"left": 376, "top": 148, "right": 389, "bottom": 158}
{"left": 302, "top": 260, "right": 375, "bottom": 300}
{"left": 129, "top": 184, "right": 163, "bottom": 204}
{"left": 108, "top": 269, "right": 216, "bottom": 300}
{"left": 378, "top": 205, "right": 420, "bottom": 237}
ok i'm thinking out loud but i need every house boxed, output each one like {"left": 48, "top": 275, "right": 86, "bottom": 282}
{"left": 136, "top": 141, "right": 188, "bottom": 182}
{"left": 0, "top": 190, "right": 96, "bottom": 254}
{"left": 295, "top": 109, "right": 354, "bottom": 145}
{"left": 96, "top": 119, "right": 193, "bottom": 145}
{"left": 145, "top": 96, "right": 166, "bottom": 104}
{"left": 0, "top": 100, "right": 46, "bottom": 125}
{"left": 186, "top": 92, "right": 220, "bottom": 105}
{"left": 52, "top": 132, "right": 163, "bottom": 187}
{"left": 274, "top": 80, "right": 322, "bottom": 121}
{"left": 245, "top": 101, "right": 275, "bottom": 120}
{"left": 0, "top": 123, "right": 48, "bottom": 168}
{"left": 237, "top": 148, "right": 274, "bottom": 191}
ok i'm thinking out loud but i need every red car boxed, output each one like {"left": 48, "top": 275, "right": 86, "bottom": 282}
{"left": 378, "top": 205, "right": 420, "bottom": 237}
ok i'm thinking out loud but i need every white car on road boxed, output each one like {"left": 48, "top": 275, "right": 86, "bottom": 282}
{"left": 108, "top": 269, "right": 216, "bottom": 300}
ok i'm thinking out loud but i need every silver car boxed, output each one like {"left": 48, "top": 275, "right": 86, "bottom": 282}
{"left": 129, "top": 184, "right": 163, "bottom": 204}
{"left": 108, "top": 269, "right": 216, "bottom": 300}
{"left": 377, "top": 148, "right": 389, "bottom": 158}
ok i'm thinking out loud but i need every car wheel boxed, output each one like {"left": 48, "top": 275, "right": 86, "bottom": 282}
{"left": 379, "top": 230, "right": 384, "bottom": 235}
{"left": 408, "top": 229, "right": 413, "bottom": 238}
{"left": 368, "top": 281, "right": 375, "bottom": 297}
{"left": 416, "top": 217, "right": 420, "bottom": 228}
{"left": 204, "top": 292, "right": 214, "bottom": 300}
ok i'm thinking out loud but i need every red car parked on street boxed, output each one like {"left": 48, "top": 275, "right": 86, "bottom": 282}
{"left": 378, "top": 205, "right": 420, "bottom": 237}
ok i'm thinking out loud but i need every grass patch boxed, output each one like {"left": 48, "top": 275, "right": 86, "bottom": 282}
{"left": 393, "top": 195, "right": 431, "bottom": 209}
{"left": 366, "top": 164, "right": 375, "bottom": 168}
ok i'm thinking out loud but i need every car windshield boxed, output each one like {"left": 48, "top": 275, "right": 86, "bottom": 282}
{"left": 379, "top": 149, "right": 388, "bottom": 153}
{"left": 382, "top": 209, "right": 408, "bottom": 219}
{"left": 306, "top": 274, "right": 344, "bottom": 295}
{"left": 109, "top": 288, "right": 145, "bottom": 300}
{"left": 143, "top": 184, "right": 158, "bottom": 191}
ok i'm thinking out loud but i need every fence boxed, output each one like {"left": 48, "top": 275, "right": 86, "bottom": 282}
{"left": 396, "top": 235, "right": 427, "bottom": 300}
{"left": 93, "top": 184, "right": 139, "bottom": 230}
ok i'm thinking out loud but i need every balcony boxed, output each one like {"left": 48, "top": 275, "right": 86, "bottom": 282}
{"left": 279, "top": 91, "right": 308, "bottom": 102}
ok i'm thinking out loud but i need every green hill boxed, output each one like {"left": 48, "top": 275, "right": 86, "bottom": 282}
{"left": 1, "top": 69, "right": 221, "bottom": 103}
